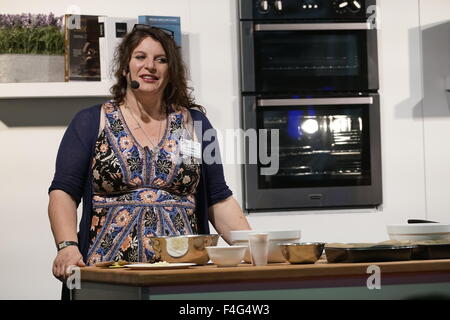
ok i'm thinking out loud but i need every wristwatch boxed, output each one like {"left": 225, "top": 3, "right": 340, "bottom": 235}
{"left": 57, "top": 241, "right": 79, "bottom": 251}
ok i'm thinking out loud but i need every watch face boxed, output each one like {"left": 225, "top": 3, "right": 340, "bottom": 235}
{"left": 58, "top": 241, "right": 77, "bottom": 250}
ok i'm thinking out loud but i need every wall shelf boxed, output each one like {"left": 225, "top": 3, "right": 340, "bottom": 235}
{"left": 0, "top": 81, "right": 113, "bottom": 99}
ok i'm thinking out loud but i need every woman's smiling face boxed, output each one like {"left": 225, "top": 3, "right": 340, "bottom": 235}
{"left": 128, "top": 36, "right": 169, "bottom": 97}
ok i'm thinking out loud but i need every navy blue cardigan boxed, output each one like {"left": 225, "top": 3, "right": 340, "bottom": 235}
{"left": 49, "top": 104, "right": 232, "bottom": 261}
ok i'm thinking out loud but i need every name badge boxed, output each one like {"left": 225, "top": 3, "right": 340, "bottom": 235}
{"left": 180, "top": 138, "right": 202, "bottom": 159}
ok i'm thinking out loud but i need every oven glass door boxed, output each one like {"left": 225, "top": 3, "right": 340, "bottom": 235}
{"left": 253, "top": 27, "right": 375, "bottom": 93}
{"left": 257, "top": 98, "right": 373, "bottom": 189}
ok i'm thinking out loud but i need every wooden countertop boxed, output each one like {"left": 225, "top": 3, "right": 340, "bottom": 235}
{"left": 80, "top": 259, "right": 450, "bottom": 287}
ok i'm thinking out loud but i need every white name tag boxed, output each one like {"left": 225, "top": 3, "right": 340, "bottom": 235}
{"left": 180, "top": 138, "right": 201, "bottom": 159}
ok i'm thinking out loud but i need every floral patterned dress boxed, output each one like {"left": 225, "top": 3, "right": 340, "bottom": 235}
{"left": 86, "top": 101, "right": 201, "bottom": 265}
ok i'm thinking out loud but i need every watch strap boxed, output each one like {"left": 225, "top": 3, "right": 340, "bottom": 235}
{"left": 57, "top": 241, "right": 79, "bottom": 251}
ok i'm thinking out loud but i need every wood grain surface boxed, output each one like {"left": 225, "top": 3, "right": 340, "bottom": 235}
{"left": 80, "top": 259, "right": 450, "bottom": 287}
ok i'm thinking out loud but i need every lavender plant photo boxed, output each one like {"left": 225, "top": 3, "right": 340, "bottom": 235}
{"left": 0, "top": 13, "right": 65, "bottom": 83}
{"left": 0, "top": 13, "right": 64, "bottom": 54}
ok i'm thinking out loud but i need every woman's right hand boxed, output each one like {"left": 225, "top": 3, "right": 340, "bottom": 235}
{"left": 52, "top": 246, "right": 86, "bottom": 282}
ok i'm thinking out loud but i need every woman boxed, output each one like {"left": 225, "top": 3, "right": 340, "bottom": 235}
{"left": 48, "top": 25, "right": 251, "bottom": 282}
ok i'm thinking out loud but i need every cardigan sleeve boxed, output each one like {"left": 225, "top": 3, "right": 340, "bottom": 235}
{"left": 190, "top": 109, "right": 233, "bottom": 207}
{"left": 48, "top": 107, "right": 98, "bottom": 205}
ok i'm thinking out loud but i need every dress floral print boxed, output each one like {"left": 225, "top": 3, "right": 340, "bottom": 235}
{"left": 87, "top": 100, "right": 201, "bottom": 265}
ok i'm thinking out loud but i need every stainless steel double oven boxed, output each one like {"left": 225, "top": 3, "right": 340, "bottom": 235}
{"left": 239, "top": 0, "right": 382, "bottom": 211}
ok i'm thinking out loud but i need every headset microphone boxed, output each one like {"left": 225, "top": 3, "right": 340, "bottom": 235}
{"left": 127, "top": 71, "right": 140, "bottom": 89}
{"left": 130, "top": 80, "right": 140, "bottom": 89}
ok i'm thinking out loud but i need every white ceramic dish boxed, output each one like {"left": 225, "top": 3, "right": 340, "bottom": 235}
{"left": 206, "top": 246, "right": 247, "bottom": 267}
{"left": 229, "top": 230, "right": 301, "bottom": 263}
{"left": 387, "top": 223, "right": 450, "bottom": 241}
{"left": 123, "top": 263, "right": 196, "bottom": 270}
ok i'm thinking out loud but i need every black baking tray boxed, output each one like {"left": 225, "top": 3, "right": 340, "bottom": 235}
{"left": 325, "top": 245, "right": 417, "bottom": 263}
{"left": 412, "top": 244, "right": 450, "bottom": 260}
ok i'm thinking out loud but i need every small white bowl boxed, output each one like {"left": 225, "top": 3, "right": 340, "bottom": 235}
{"left": 206, "top": 246, "right": 247, "bottom": 267}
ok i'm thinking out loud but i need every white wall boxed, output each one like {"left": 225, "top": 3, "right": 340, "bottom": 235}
{"left": 0, "top": 0, "right": 449, "bottom": 299}
{"left": 420, "top": 0, "right": 450, "bottom": 223}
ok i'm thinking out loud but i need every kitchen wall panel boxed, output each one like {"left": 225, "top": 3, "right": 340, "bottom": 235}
{"left": 419, "top": 0, "right": 450, "bottom": 223}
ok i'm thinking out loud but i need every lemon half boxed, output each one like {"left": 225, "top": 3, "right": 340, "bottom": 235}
{"left": 166, "top": 237, "right": 189, "bottom": 257}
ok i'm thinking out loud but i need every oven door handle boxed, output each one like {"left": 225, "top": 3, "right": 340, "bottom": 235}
{"left": 255, "top": 22, "right": 373, "bottom": 31}
{"left": 258, "top": 97, "right": 374, "bottom": 107}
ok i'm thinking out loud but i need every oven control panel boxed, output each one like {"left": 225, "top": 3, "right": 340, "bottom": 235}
{"left": 333, "top": 1, "right": 363, "bottom": 14}
{"left": 240, "top": 0, "right": 376, "bottom": 20}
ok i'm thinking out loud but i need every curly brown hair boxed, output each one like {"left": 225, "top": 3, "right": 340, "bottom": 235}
{"left": 110, "top": 26, "right": 204, "bottom": 113}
